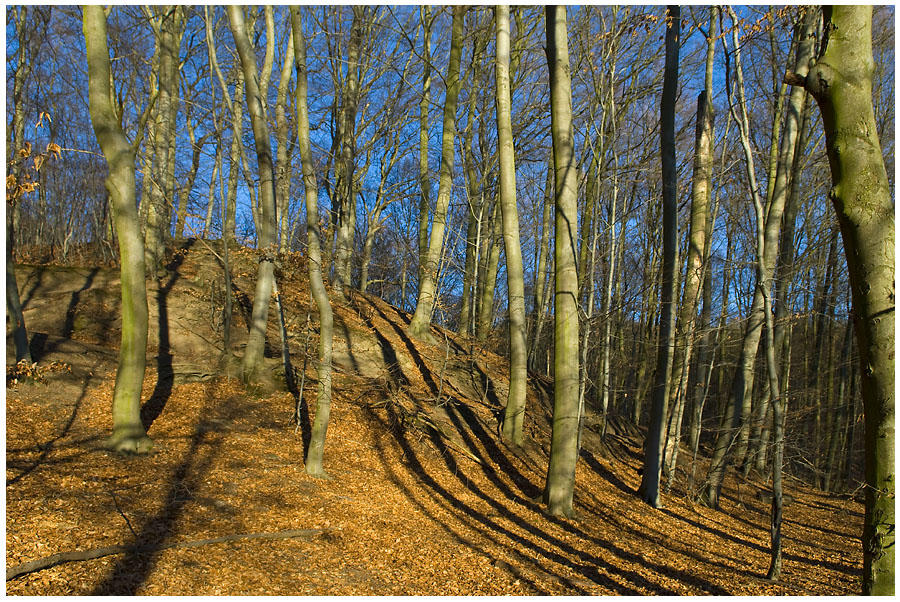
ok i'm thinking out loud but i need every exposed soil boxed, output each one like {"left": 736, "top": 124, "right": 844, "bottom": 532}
{"left": 6, "top": 240, "right": 863, "bottom": 595}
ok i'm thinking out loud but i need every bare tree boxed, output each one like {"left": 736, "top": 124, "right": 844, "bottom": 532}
{"left": 790, "top": 6, "right": 895, "bottom": 594}
{"left": 543, "top": 5, "right": 580, "bottom": 519}
{"left": 83, "top": 5, "right": 153, "bottom": 453}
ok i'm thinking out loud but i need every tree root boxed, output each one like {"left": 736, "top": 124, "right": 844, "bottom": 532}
{"left": 7, "top": 528, "right": 325, "bottom": 581}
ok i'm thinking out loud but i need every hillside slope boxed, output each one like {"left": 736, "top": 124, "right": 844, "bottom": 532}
{"left": 6, "top": 240, "right": 863, "bottom": 594}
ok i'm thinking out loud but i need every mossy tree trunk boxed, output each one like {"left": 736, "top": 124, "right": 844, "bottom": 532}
{"left": 542, "top": 5, "right": 580, "bottom": 519}
{"left": 791, "top": 6, "right": 894, "bottom": 594}
{"left": 83, "top": 5, "right": 152, "bottom": 454}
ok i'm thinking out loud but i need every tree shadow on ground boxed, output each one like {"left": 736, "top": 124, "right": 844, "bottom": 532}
{"left": 141, "top": 241, "right": 194, "bottom": 430}
{"left": 348, "top": 291, "right": 735, "bottom": 594}
{"left": 91, "top": 390, "right": 241, "bottom": 595}
{"left": 6, "top": 377, "right": 96, "bottom": 486}
{"left": 61, "top": 268, "right": 100, "bottom": 338}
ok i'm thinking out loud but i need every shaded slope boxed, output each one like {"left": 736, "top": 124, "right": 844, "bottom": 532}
{"left": 7, "top": 239, "right": 864, "bottom": 594}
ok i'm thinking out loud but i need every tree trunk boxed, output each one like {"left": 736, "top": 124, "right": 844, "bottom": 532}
{"left": 528, "top": 158, "right": 554, "bottom": 370}
{"left": 638, "top": 5, "right": 679, "bottom": 509}
{"left": 145, "top": 6, "right": 183, "bottom": 274}
{"left": 701, "top": 9, "right": 816, "bottom": 508}
{"left": 662, "top": 8, "right": 716, "bottom": 482}
{"left": 227, "top": 6, "right": 279, "bottom": 388}
{"left": 753, "top": 97, "right": 813, "bottom": 474}
{"left": 332, "top": 8, "right": 366, "bottom": 298}
{"left": 417, "top": 5, "right": 433, "bottom": 296}
{"left": 408, "top": 6, "right": 465, "bottom": 343}
{"left": 494, "top": 5, "right": 526, "bottom": 445}
{"left": 83, "top": 5, "right": 152, "bottom": 454}
{"left": 275, "top": 21, "right": 296, "bottom": 253}
{"left": 291, "top": 8, "right": 334, "bottom": 479}
{"left": 794, "top": 7, "right": 895, "bottom": 593}
{"left": 6, "top": 6, "right": 34, "bottom": 364}
{"left": 542, "top": 6, "right": 579, "bottom": 519}
{"left": 824, "top": 318, "right": 854, "bottom": 492}
{"left": 475, "top": 204, "right": 502, "bottom": 342}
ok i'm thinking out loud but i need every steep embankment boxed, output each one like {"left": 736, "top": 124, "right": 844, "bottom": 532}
{"left": 6, "top": 239, "right": 864, "bottom": 594}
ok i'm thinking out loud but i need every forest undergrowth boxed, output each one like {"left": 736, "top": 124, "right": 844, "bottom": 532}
{"left": 6, "top": 242, "right": 863, "bottom": 595}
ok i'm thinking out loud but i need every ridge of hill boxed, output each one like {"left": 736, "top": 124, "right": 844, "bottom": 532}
{"left": 6, "top": 239, "right": 863, "bottom": 594}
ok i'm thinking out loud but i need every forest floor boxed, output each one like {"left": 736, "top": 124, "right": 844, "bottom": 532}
{"left": 7, "top": 240, "right": 863, "bottom": 595}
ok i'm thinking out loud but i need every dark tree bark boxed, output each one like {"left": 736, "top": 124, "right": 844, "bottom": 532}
{"left": 638, "top": 5, "right": 679, "bottom": 509}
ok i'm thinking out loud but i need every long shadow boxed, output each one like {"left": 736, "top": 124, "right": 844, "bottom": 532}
{"left": 91, "top": 390, "right": 238, "bottom": 595}
{"left": 431, "top": 401, "right": 733, "bottom": 594}
{"left": 141, "top": 242, "right": 193, "bottom": 430}
{"left": 333, "top": 314, "right": 362, "bottom": 374}
{"left": 444, "top": 399, "right": 541, "bottom": 500}
{"left": 580, "top": 448, "right": 634, "bottom": 496}
{"left": 365, "top": 404, "right": 587, "bottom": 594}
{"left": 358, "top": 310, "right": 408, "bottom": 387}
{"left": 61, "top": 267, "right": 100, "bottom": 338}
{"left": 6, "top": 377, "right": 93, "bottom": 486}
{"left": 370, "top": 303, "right": 439, "bottom": 396}
{"left": 19, "top": 265, "right": 46, "bottom": 309}
{"left": 659, "top": 506, "right": 768, "bottom": 555}
{"left": 428, "top": 414, "right": 673, "bottom": 594}
{"left": 376, "top": 383, "right": 691, "bottom": 593}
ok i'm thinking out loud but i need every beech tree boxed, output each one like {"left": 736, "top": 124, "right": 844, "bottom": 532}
{"left": 407, "top": 5, "right": 465, "bottom": 343}
{"left": 789, "top": 6, "right": 895, "bottom": 594}
{"left": 493, "top": 5, "right": 527, "bottom": 445}
{"left": 291, "top": 7, "right": 335, "bottom": 479}
{"left": 83, "top": 5, "right": 153, "bottom": 453}
{"left": 227, "top": 6, "right": 279, "bottom": 387}
{"left": 638, "top": 5, "right": 679, "bottom": 509}
{"left": 543, "top": 5, "right": 580, "bottom": 519}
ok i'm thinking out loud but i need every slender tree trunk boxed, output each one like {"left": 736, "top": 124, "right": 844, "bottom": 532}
{"left": 753, "top": 97, "right": 813, "bottom": 473}
{"left": 529, "top": 158, "right": 554, "bottom": 370}
{"left": 275, "top": 23, "right": 296, "bottom": 253}
{"left": 333, "top": 8, "right": 365, "bottom": 298}
{"left": 144, "top": 6, "right": 183, "bottom": 274}
{"left": 291, "top": 8, "right": 334, "bottom": 479}
{"left": 408, "top": 6, "right": 465, "bottom": 343}
{"left": 6, "top": 6, "right": 34, "bottom": 364}
{"left": 227, "top": 6, "right": 279, "bottom": 388}
{"left": 476, "top": 204, "right": 502, "bottom": 342}
{"left": 791, "top": 7, "right": 895, "bottom": 593}
{"left": 83, "top": 5, "right": 152, "bottom": 453}
{"left": 638, "top": 5, "right": 679, "bottom": 509}
{"left": 701, "top": 10, "right": 816, "bottom": 508}
{"left": 542, "top": 6, "right": 580, "bottom": 519}
{"left": 417, "top": 5, "right": 433, "bottom": 294}
{"left": 494, "top": 6, "right": 526, "bottom": 445}
{"left": 824, "top": 318, "right": 854, "bottom": 492}
{"left": 662, "top": 8, "right": 716, "bottom": 481}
